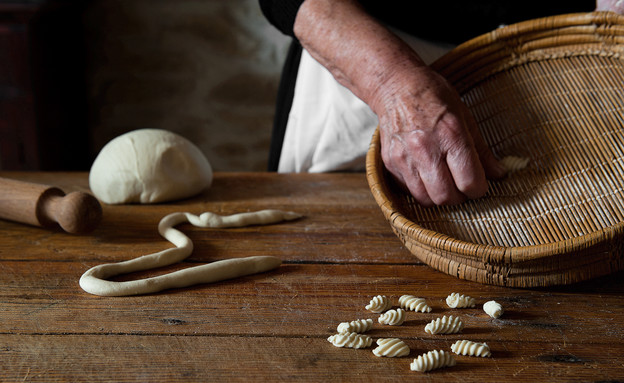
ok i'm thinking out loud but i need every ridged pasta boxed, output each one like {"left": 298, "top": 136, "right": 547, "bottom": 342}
{"left": 410, "top": 350, "right": 456, "bottom": 372}
{"left": 327, "top": 332, "right": 373, "bottom": 349}
{"left": 399, "top": 295, "right": 432, "bottom": 313}
{"left": 337, "top": 318, "right": 374, "bottom": 334}
{"left": 424, "top": 315, "right": 464, "bottom": 334}
{"left": 500, "top": 155, "right": 530, "bottom": 172}
{"left": 483, "top": 300, "right": 504, "bottom": 318}
{"left": 365, "top": 295, "right": 392, "bottom": 313}
{"left": 450, "top": 340, "right": 491, "bottom": 357}
{"left": 378, "top": 308, "right": 406, "bottom": 326}
{"left": 446, "top": 293, "right": 476, "bottom": 308}
{"left": 372, "top": 338, "right": 410, "bottom": 357}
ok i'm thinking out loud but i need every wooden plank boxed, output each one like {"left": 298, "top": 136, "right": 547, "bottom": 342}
{"left": 1, "top": 261, "right": 623, "bottom": 345}
{"left": 2, "top": 172, "right": 624, "bottom": 382}
{"left": 0, "top": 172, "right": 414, "bottom": 264}
{"left": 1, "top": 335, "right": 623, "bottom": 382}
{"left": 0, "top": 205, "right": 411, "bottom": 264}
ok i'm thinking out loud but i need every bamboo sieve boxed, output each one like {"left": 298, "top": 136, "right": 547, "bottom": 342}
{"left": 366, "top": 12, "right": 624, "bottom": 287}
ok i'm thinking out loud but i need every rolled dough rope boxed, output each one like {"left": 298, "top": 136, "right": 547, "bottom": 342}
{"left": 79, "top": 209, "right": 302, "bottom": 296}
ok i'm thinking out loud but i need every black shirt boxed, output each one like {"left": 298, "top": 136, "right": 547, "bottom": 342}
{"left": 259, "top": 0, "right": 595, "bottom": 44}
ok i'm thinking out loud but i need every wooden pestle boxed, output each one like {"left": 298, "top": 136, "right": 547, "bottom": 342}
{"left": 0, "top": 177, "right": 102, "bottom": 234}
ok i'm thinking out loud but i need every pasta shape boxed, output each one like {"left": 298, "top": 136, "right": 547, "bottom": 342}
{"left": 446, "top": 293, "right": 476, "bottom": 308}
{"left": 424, "top": 315, "right": 464, "bottom": 334}
{"left": 337, "top": 318, "right": 374, "bottom": 334}
{"left": 483, "top": 300, "right": 504, "bottom": 318}
{"left": 372, "top": 338, "right": 410, "bottom": 358}
{"left": 500, "top": 155, "right": 530, "bottom": 172}
{"left": 378, "top": 308, "right": 406, "bottom": 326}
{"left": 399, "top": 295, "right": 432, "bottom": 313}
{"left": 450, "top": 340, "right": 491, "bottom": 357}
{"left": 410, "top": 350, "right": 456, "bottom": 372}
{"left": 327, "top": 332, "right": 372, "bottom": 349}
{"left": 365, "top": 295, "right": 392, "bottom": 313}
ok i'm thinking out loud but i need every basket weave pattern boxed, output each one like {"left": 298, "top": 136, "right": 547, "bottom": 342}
{"left": 366, "top": 12, "right": 624, "bottom": 287}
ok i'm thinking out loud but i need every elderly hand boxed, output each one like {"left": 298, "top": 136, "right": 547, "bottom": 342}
{"left": 374, "top": 65, "right": 506, "bottom": 206}
{"left": 295, "top": 0, "right": 505, "bottom": 206}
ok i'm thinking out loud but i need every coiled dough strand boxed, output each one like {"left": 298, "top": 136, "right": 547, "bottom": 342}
{"left": 372, "top": 338, "right": 410, "bottom": 357}
{"left": 446, "top": 293, "right": 476, "bottom": 308}
{"left": 399, "top": 295, "right": 432, "bottom": 313}
{"left": 327, "top": 333, "right": 373, "bottom": 349}
{"left": 79, "top": 210, "right": 301, "bottom": 296}
{"left": 483, "top": 300, "right": 504, "bottom": 318}
{"left": 410, "top": 350, "right": 456, "bottom": 372}
{"left": 424, "top": 315, "right": 464, "bottom": 334}
{"left": 365, "top": 295, "right": 392, "bottom": 313}
{"left": 378, "top": 308, "right": 406, "bottom": 326}
{"left": 450, "top": 340, "right": 491, "bottom": 357}
{"left": 337, "top": 318, "right": 374, "bottom": 334}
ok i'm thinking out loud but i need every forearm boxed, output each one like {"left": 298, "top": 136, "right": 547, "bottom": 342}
{"left": 293, "top": 0, "right": 427, "bottom": 115}
{"left": 292, "top": 0, "right": 505, "bottom": 205}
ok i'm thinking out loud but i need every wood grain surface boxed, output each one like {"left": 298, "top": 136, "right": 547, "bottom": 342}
{"left": 1, "top": 172, "right": 623, "bottom": 382}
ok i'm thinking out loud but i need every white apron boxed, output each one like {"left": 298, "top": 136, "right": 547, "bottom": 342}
{"left": 278, "top": 31, "right": 455, "bottom": 173}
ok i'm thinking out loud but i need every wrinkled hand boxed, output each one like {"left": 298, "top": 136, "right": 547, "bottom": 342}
{"left": 293, "top": 0, "right": 507, "bottom": 207}
{"left": 596, "top": 0, "right": 624, "bottom": 14}
{"left": 375, "top": 66, "right": 506, "bottom": 207}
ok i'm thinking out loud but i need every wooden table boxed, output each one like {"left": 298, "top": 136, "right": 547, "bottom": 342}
{"left": 1, "top": 172, "right": 623, "bottom": 382}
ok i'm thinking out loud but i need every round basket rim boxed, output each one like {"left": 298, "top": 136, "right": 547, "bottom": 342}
{"left": 433, "top": 11, "right": 624, "bottom": 89}
{"left": 366, "top": 11, "right": 624, "bottom": 284}
{"left": 366, "top": 128, "right": 624, "bottom": 265}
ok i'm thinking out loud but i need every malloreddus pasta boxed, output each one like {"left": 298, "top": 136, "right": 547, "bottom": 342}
{"left": 425, "top": 315, "right": 464, "bottom": 334}
{"left": 451, "top": 340, "right": 491, "bottom": 357}
{"left": 373, "top": 338, "right": 410, "bottom": 357}
{"left": 399, "top": 295, "right": 432, "bottom": 312}
{"left": 337, "top": 319, "right": 374, "bottom": 334}
{"left": 410, "top": 350, "right": 456, "bottom": 372}
{"left": 378, "top": 309, "right": 406, "bottom": 325}
{"left": 446, "top": 292, "right": 476, "bottom": 308}
{"left": 365, "top": 295, "right": 392, "bottom": 313}
{"left": 329, "top": 292, "right": 500, "bottom": 372}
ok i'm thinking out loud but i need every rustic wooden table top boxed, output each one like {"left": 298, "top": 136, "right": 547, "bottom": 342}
{"left": 1, "top": 172, "right": 623, "bottom": 382}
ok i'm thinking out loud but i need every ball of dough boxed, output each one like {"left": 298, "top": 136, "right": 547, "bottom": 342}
{"left": 89, "top": 129, "right": 213, "bottom": 204}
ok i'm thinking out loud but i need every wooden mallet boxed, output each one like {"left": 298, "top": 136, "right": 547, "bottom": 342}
{"left": 0, "top": 177, "right": 102, "bottom": 234}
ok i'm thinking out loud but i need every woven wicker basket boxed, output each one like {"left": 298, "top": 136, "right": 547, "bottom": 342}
{"left": 366, "top": 12, "right": 624, "bottom": 287}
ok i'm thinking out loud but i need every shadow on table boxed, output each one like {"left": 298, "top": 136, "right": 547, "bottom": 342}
{"left": 538, "top": 270, "right": 624, "bottom": 295}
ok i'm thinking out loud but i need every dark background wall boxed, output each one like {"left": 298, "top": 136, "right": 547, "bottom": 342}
{"left": 0, "top": 0, "right": 290, "bottom": 171}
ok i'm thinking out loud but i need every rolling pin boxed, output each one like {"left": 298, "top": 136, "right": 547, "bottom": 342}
{"left": 0, "top": 177, "right": 102, "bottom": 234}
